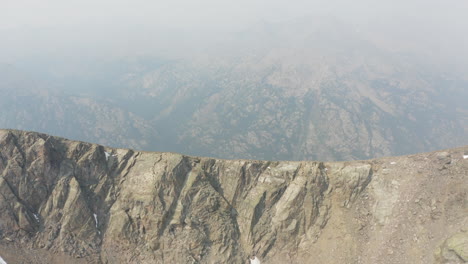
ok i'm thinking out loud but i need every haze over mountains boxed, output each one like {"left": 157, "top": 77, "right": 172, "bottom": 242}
{"left": 1, "top": 2, "right": 468, "bottom": 263}
{"left": 1, "top": 2, "right": 467, "bottom": 161}
{"left": 1, "top": 16, "right": 467, "bottom": 161}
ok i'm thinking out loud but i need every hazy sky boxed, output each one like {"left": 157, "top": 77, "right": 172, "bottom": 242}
{"left": 2, "top": 0, "right": 468, "bottom": 30}
{"left": 1, "top": 0, "right": 468, "bottom": 64}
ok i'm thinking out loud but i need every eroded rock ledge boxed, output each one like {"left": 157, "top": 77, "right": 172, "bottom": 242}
{"left": 0, "top": 129, "right": 466, "bottom": 264}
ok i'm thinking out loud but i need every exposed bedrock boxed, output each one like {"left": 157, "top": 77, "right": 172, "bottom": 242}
{"left": 0, "top": 129, "right": 466, "bottom": 263}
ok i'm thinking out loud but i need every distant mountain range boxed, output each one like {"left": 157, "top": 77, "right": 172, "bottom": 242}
{"left": 0, "top": 19, "right": 467, "bottom": 161}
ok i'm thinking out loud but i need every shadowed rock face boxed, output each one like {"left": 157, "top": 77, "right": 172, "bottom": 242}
{"left": 0, "top": 129, "right": 466, "bottom": 264}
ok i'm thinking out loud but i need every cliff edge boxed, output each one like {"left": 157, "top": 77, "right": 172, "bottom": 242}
{"left": 0, "top": 129, "right": 466, "bottom": 263}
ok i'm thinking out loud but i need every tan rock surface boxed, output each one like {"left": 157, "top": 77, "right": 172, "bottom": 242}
{"left": 0, "top": 129, "right": 466, "bottom": 263}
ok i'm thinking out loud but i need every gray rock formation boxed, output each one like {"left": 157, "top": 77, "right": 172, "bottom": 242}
{"left": 0, "top": 129, "right": 466, "bottom": 263}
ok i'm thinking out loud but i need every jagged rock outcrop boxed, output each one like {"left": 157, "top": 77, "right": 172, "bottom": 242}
{"left": 0, "top": 129, "right": 466, "bottom": 263}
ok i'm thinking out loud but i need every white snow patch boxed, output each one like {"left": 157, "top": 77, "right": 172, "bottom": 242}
{"left": 33, "top": 213, "right": 39, "bottom": 222}
{"left": 0, "top": 256, "right": 7, "bottom": 264}
{"left": 94, "top": 213, "right": 101, "bottom": 234}
{"left": 390, "top": 162, "right": 397, "bottom": 165}
{"left": 104, "top": 152, "right": 117, "bottom": 161}
{"left": 93, "top": 213, "right": 98, "bottom": 228}
{"left": 250, "top": 256, "right": 261, "bottom": 264}
{"left": 463, "top": 155, "right": 468, "bottom": 159}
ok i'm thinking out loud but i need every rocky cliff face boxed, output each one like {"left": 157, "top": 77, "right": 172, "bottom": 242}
{"left": 0, "top": 129, "right": 467, "bottom": 263}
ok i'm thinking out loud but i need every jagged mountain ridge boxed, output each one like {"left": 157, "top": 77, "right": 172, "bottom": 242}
{"left": 0, "top": 129, "right": 466, "bottom": 263}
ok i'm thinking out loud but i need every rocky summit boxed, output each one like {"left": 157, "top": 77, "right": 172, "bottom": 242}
{"left": 0, "top": 129, "right": 466, "bottom": 263}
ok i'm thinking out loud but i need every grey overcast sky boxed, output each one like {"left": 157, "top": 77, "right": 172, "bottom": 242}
{"left": 2, "top": 0, "right": 468, "bottom": 30}
{"left": 1, "top": 0, "right": 468, "bottom": 63}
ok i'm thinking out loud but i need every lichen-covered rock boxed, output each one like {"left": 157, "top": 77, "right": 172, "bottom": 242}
{"left": 0, "top": 129, "right": 467, "bottom": 264}
{"left": 435, "top": 230, "right": 468, "bottom": 263}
